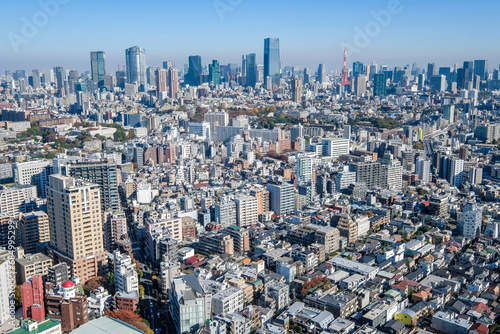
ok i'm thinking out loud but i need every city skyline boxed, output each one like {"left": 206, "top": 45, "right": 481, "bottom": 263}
{"left": 1, "top": 0, "right": 499, "bottom": 72}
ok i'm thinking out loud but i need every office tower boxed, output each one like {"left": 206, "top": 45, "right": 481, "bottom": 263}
{"left": 318, "top": 64, "right": 327, "bottom": 84}
{"left": 204, "top": 110, "right": 229, "bottom": 133}
{"left": 353, "top": 61, "right": 363, "bottom": 76}
{"left": 156, "top": 67, "right": 167, "bottom": 99}
{"left": 113, "top": 251, "right": 139, "bottom": 295}
{"left": 469, "top": 167, "right": 482, "bottom": 185}
{"left": 264, "top": 38, "right": 280, "bottom": 86}
{"left": 354, "top": 75, "right": 367, "bottom": 97}
{"left": 427, "top": 63, "right": 436, "bottom": 77}
{"left": 245, "top": 53, "right": 257, "bottom": 88}
{"left": 188, "top": 122, "right": 210, "bottom": 140}
{"left": 186, "top": 55, "right": 202, "bottom": 86}
{"left": 457, "top": 203, "right": 482, "bottom": 240}
{"left": 14, "top": 160, "right": 52, "bottom": 198}
{"left": 163, "top": 60, "right": 175, "bottom": 70}
{"left": 146, "top": 67, "right": 156, "bottom": 86}
{"left": 168, "top": 67, "right": 178, "bottom": 99}
{"left": 234, "top": 195, "right": 258, "bottom": 227}
{"left": 0, "top": 260, "right": 12, "bottom": 325}
{"left": 44, "top": 69, "right": 54, "bottom": 84}
{"left": 343, "top": 125, "right": 351, "bottom": 140}
{"left": 474, "top": 60, "right": 488, "bottom": 81}
{"left": 463, "top": 61, "right": 474, "bottom": 81}
{"left": 296, "top": 155, "right": 312, "bottom": 183}
{"left": 31, "top": 69, "right": 41, "bottom": 89}
{"left": 19, "top": 211, "right": 50, "bottom": 254}
{"left": 90, "top": 51, "right": 106, "bottom": 88}
{"left": 373, "top": 73, "right": 387, "bottom": 97}
{"left": 443, "top": 105, "right": 455, "bottom": 124}
{"left": 125, "top": 46, "right": 147, "bottom": 90}
{"left": 60, "top": 160, "right": 119, "bottom": 211}
{"left": 214, "top": 197, "right": 236, "bottom": 227}
{"left": 266, "top": 182, "right": 295, "bottom": 216}
{"left": 54, "top": 66, "right": 65, "bottom": 90}
{"left": 291, "top": 77, "right": 303, "bottom": 103}
{"left": 241, "top": 55, "right": 247, "bottom": 77}
{"left": 303, "top": 68, "right": 310, "bottom": 85}
{"left": 257, "top": 64, "right": 264, "bottom": 84}
{"left": 430, "top": 75, "right": 446, "bottom": 92}
{"left": 209, "top": 60, "right": 221, "bottom": 85}
{"left": 416, "top": 157, "right": 431, "bottom": 184}
{"left": 21, "top": 275, "right": 45, "bottom": 321}
{"left": 47, "top": 174, "right": 107, "bottom": 283}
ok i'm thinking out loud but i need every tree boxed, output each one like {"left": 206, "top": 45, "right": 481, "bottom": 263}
{"left": 104, "top": 310, "right": 153, "bottom": 333}
{"left": 139, "top": 285, "right": 145, "bottom": 297}
{"left": 14, "top": 285, "right": 22, "bottom": 307}
{"left": 138, "top": 270, "right": 144, "bottom": 279}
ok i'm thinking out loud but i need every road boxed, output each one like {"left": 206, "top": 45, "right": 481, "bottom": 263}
{"left": 142, "top": 271, "right": 163, "bottom": 334}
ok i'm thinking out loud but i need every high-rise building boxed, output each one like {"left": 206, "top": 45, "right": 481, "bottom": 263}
{"left": 291, "top": 77, "right": 303, "bottom": 103}
{"left": 266, "top": 182, "right": 295, "bottom": 216}
{"left": 214, "top": 197, "right": 236, "bottom": 228}
{"left": 373, "top": 73, "right": 387, "bottom": 97}
{"left": 354, "top": 75, "right": 367, "bottom": 97}
{"left": 427, "top": 63, "right": 436, "bottom": 77}
{"left": 296, "top": 155, "right": 312, "bottom": 183}
{"left": 416, "top": 157, "right": 431, "bottom": 184}
{"left": 0, "top": 259, "right": 12, "bottom": 325}
{"left": 125, "top": 46, "right": 147, "bottom": 90}
{"left": 245, "top": 53, "right": 257, "bottom": 88}
{"left": 60, "top": 159, "right": 119, "bottom": 212}
{"left": 113, "top": 251, "right": 139, "bottom": 295}
{"left": 31, "top": 69, "right": 41, "bottom": 89}
{"left": 317, "top": 64, "right": 327, "bottom": 84}
{"left": 204, "top": 110, "right": 229, "bottom": 132}
{"left": 209, "top": 60, "right": 221, "bottom": 85}
{"left": 14, "top": 160, "right": 52, "bottom": 198}
{"left": 443, "top": 105, "right": 455, "bottom": 124}
{"left": 0, "top": 184, "right": 38, "bottom": 217}
{"left": 430, "top": 75, "right": 446, "bottom": 92}
{"left": 54, "top": 66, "right": 65, "bottom": 91}
{"left": 469, "top": 167, "right": 483, "bottom": 185}
{"left": 156, "top": 67, "right": 167, "bottom": 99}
{"left": 186, "top": 55, "right": 202, "bottom": 86}
{"left": 234, "top": 195, "right": 258, "bottom": 227}
{"left": 474, "top": 60, "right": 488, "bottom": 81}
{"left": 250, "top": 187, "right": 270, "bottom": 215}
{"left": 446, "top": 157, "right": 464, "bottom": 187}
{"left": 19, "top": 211, "right": 50, "bottom": 254}
{"left": 47, "top": 174, "right": 107, "bottom": 283}
{"left": 103, "top": 211, "right": 128, "bottom": 252}
{"left": 264, "top": 38, "right": 280, "bottom": 86}
{"left": 168, "top": 67, "right": 178, "bottom": 99}
{"left": 90, "top": 51, "right": 106, "bottom": 88}
{"left": 457, "top": 203, "right": 482, "bottom": 240}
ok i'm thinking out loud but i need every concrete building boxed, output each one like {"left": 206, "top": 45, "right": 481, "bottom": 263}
{"left": 457, "top": 203, "right": 482, "bottom": 240}
{"left": 0, "top": 259, "right": 12, "bottom": 325}
{"left": 212, "top": 287, "right": 244, "bottom": 317}
{"left": 113, "top": 251, "right": 139, "bottom": 295}
{"left": 45, "top": 280, "right": 89, "bottom": 332}
{"left": 267, "top": 182, "right": 295, "bottom": 216}
{"left": 328, "top": 257, "right": 379, "bottom": 279}
{"left": 13, "top": 160, "right": 52, "bottom": 198}
{"left": 296, "top": 155, "right": 313, "bottom": 183}
{"left": 19, "top": 211, "right": 50, "bottom": 254}
{"left": 0, "top": 184, "right": 38, "bottom": 217}
{"left": 15, "top": 253, "right": 53, "bottom": 285}
{"left": 47, "top": 174, "right": 107, "bottom": 283}
{"left": 21, "top": 275, "right": 45, "bottom": 321}
{"left": 198, "top": 232, "right": 234, "bottom": 255}
{"left": 234, "top": 195, "right": 258, "bottom": 227}
{"left": 431, "top": 311, "right": 471, "bottom": 334}
{"left": 320, "top": 138, "right": 350, "bottom": 159}
{"left": 214, "top": 197, "right": 236, "bottom": 228}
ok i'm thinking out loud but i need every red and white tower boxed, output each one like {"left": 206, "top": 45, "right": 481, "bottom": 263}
{"left": 341, "top": 42, "right": 349, "bottom": 86}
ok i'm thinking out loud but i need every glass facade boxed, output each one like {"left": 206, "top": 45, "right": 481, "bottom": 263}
{"left": 90, "top": 51, "right": 106, "bottom": 88}
{"left": 125, "top": 46, "right": 147, "bottom": 90}
{"left": 264, "top": 38, "right": 280, "bottom": 86}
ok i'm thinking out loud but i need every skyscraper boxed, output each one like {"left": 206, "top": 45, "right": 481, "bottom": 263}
{"left": 457, "top": 203, "right": 482, "bottom": 240}
{"left": 296, "top": 155, "right": 312, "bottom": 183}
{"left": 264, "top": 38, "right": 280, "bottom": 86}
{"left": 186, "top": 55, "right": 202, "bottom": 86}
{"left": 317, "top": 64, "right": 327, "bottom": 84}
{"left": 156, "top": 67, "right": 167, "bottom": 99}
{"left": 90, "top": 51, "right": 106, "bottom": 88}
{"left": 416, "top": 157, "right": 431, "bottom": 184}
{"left": 125, "top": 46, "right": 147, "bottom": 90}
{"left": 474, "top": 60, "right": 488, "bottom": 81}
{"left": 266, "top": 182, "right": 295, "bottom": 216}
{"left": 291, "top": 77, "right": 303, "bottom": 103}
{"left": 427, "top": 63, "right": 436, "bottom": 77}
{"left": 54, "top": 66, "right": 65, "bottom": 91}
{"left": 47, "top": 174, "right": 107, "bottom": 283}
{"left": 31, "top": 69, "right": 41, "bottom": 89}
{"left": 245, "top": 53, "right": 257, "bottom": 88}
{"left": 168, "top": 67, "right": 178, "bottom": 99}
{"left": 209, "top": 60, "right": 221, "bottom": 85}
{"left": 373, "top": 73, "right": 387, "bottom": 97}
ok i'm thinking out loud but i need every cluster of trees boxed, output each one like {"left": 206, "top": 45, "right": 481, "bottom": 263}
{"left": 301, "top": 275, "right": 329, "bottom": 296}
{"left": 265, "top": 150, "right": 288, "bottom": 162}
{"left": 347, "top": 116, "right": 401, "bottom": 130}
{"left": 104, "top": 310, "right": 154, "bottom": 334}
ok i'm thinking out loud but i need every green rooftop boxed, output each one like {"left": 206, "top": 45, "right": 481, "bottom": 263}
{"left": 9, "top": 319, "right": 60, "bottom": 334}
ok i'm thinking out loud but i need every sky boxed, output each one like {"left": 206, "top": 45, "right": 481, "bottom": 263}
{"left": 1, "top": 0, "right": 499, "bottom": 74}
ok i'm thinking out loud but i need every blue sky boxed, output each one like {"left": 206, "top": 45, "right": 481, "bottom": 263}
{"left": 1, "top": 0, "right": 499, "bottom": 73}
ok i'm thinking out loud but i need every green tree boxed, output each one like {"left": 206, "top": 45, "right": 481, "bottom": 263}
{"left": 139, "top": 285, "right": 145, "bottom": 297}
